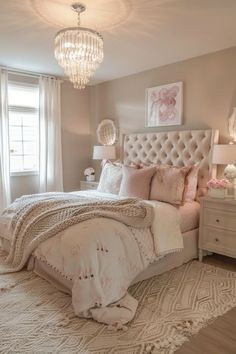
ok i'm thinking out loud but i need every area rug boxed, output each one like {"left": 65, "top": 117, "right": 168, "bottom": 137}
{"left": 0, "top": 253, "right": 235, "bottom": 354}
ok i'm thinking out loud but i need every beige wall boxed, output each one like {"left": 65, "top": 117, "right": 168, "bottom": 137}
{"left": 61, "top": 81, "right": 91, "bottom": 192}
{"left": 10, "top": 46, "right": 236, "bottom": 200}
{"left": 10, "top": 174, "right": 39, "bottom": 201}
{"left": 10, "top": 81, "right": 91, "bottom": 200}
{"left": 90, "top": 46, "right": 236, "bottom": 148}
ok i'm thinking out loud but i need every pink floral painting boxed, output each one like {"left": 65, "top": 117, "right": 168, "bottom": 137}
{"left": 146, "top": 82, "right": 183, "bottom": 127}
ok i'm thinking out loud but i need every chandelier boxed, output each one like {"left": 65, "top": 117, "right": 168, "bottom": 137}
{"left": 54, "top": 3, "right": 104, "bottom": 89}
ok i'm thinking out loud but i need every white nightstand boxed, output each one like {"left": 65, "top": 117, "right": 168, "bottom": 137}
{"left": 80, "top": 181, "right": 98, "bottom": 191}
{"left": 199, "top": 196, "right": 236, "bottom": 261}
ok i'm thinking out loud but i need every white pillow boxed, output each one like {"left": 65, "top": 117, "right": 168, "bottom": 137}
{"left": 97, "top": 162, "right": 122, "bottom": 195}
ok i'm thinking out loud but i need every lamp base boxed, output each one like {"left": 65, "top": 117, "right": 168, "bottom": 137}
{"left": 223, "top": 165, "right": 236, "bottom": 198}
{"left": 224, "top": 164, "right": 236, "bottom": 182}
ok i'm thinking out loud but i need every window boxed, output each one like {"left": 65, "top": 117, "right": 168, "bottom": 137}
{"left": 8, "top": 81, "right": 39, "bottom": 175}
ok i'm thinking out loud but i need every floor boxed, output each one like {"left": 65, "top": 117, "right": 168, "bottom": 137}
{"left": 176, "top": 254, "right": 236, "bottom": 354}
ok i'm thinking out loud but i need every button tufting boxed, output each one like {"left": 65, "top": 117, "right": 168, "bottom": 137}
{"left": 124, "top": 131, "right": 213, "bottom": 195}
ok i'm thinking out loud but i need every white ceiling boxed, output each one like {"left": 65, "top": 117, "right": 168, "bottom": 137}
{"left": 0, "top": 0, "right": 236, "bottom": 85}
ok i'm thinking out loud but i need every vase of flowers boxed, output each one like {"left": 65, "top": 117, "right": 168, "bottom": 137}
{"left": 84, "top": 167, "right": 95, "bottom": 182}
{"left": 207, "top": 178, "right": 228, "bottom": 198}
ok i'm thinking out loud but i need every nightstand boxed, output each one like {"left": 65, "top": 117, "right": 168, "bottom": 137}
{"left": 199, "top": 196, "right": 236, "bottom": 261}
{"left": 80, "top": 181, "right": 98, "bottom": 191}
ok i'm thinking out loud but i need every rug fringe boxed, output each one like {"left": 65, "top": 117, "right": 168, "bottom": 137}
{"left": 146, "top": 298, "right": 236, "bottom": 354}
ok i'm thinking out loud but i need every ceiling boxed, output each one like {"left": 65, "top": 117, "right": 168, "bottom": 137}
{"left": 0, "top": 0, "right": 236, "bottom": 85}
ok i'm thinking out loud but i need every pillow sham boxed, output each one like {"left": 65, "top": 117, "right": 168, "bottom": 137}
{"left": 183, "top": 165, "right": 199, "bottom": 202}
{"left": 97, "top": 162, "right": 122, "bottom": 195}
{"left": 119, "top": 165, "right": 156, "bottom": 200}
{"left": 150, "top": 165, "right": 191, "bottom": 205}
{"left": 139, "top": 162, "right": 199, "bottom": 202}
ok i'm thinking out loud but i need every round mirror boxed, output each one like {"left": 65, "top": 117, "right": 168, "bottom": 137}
{"left": 96, "top": 119, "right": 118, "bottom": 145}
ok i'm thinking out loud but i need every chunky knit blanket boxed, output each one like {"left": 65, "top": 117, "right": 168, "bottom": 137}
{"left": 1, "top": 192, "right": 153, "bottom": 273}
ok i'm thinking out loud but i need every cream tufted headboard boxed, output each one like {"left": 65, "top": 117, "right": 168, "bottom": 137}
{"left": 123, "top": 129, "right": 219, "bottom": 197}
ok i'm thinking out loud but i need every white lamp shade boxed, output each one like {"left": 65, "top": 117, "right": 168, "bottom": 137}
{"left": 212, "top": 144, "right": 236, "bottom": 164}
{"left": 93, "top": 145, "right": 116, "bottom": 160}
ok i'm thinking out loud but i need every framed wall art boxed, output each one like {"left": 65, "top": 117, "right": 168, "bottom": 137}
{"left": 146, "top": 81, "right": 183, "bottom": 127}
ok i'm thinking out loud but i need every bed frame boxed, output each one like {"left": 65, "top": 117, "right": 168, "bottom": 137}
{"left": 122, "top": 129, "right": 219, "bottom": 283}
{"left": 36, "top": 129, "right": 219, "bottom": 288}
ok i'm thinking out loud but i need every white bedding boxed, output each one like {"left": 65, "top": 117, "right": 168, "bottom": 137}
{"left": 0, "top": 190, "right": 185, "bottom": 326}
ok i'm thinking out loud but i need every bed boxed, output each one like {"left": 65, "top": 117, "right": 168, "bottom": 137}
{"left": 0, "top": 129, "right": 219, "bottom": 326}
{"left": 122, "top": 129, "right": 219, "bottom": 282}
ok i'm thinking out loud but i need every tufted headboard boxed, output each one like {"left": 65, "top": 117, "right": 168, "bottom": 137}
{"left": 123, "top": 129, "right": 219, "bottom": 198}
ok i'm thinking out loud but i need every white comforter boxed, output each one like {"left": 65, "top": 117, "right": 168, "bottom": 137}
{"left": 0, "top": 190, "right": 183, "bottom": 327}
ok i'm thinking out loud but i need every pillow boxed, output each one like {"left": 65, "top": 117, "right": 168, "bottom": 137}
{"left": 183, "top": 165, "right": 199, "bottom": 202}
{"left": 150, "top": 165, "right": 191, "bottom": 205}
{"left": 97, "top": 162, "right": 122, "bottom": 195}
{"left": 119, "top": 165, "right": 156, "bottom": 199}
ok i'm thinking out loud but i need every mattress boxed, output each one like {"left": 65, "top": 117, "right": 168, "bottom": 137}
{"left": 178, "top": 201, "right": 200, "bottom": 233}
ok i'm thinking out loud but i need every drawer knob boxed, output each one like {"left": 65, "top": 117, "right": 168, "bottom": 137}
{"left": 215, "top": 238, "right": 219, "bottom": 242}
{"left": 216, "top": 219, "right": 220, "bottom": 223}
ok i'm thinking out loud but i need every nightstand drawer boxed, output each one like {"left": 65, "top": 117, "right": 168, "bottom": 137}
{"left": 86, "top": 182, "right": 98, "bottom": 189}
{"left": 80, "top": 181, "right": 98, "bottom": 190}
{"left": 201, "top": 227, "right": 236, "bottom": 257}
{"left": 199, "top": 196, "right": 236, "bottom": 261}
{"left": 203, "top": 208, "right": 236, "bottom": 231}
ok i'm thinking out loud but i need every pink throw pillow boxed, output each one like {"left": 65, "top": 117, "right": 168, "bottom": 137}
{"left": 150, "top": 165, "right": 191, "bottom": 205}
{"left": 119, "top": 165, "right": 156, "bottom": 199}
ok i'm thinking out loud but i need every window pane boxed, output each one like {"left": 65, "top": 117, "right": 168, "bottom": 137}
{"left": 23, "top": 126, "right": 36, "bottom": 141}
{"left": 23, "top": 142, "right": 38, "bottom": 155}
{"left": 10, "top": 141, "right": 23, "bottom": 155}
{"left": 23, "top": 155, "right": 38, "bottom": 170}
{"left": 22, "top": 113, "right": 38, "bottom": 126}
{"left": 8, "top": 81, "right": 39, "bottom": 173}
{"left": 8, "top": 84, "right": 39, "bottom": 108}
{"left": 10, "top": 156, "right": 23, "bottom": 172}
{"left": 9, "top": 126, "right": 22, "bottom": 141}
{"left": 9, "top": 111, "right": 22, "bottom": 126}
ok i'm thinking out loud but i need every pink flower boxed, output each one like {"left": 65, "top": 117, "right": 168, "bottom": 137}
{"left": 207, "top": 178, "right": 229, "bottom": 189}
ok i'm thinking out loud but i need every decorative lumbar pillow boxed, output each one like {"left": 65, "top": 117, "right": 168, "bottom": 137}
{"left": 119, "top": 165, "right": 156, "bottom": 200}
{"left": 150, "top": 165, "right": 191, "bottom": 205}
{"left": 183, "top": 164, "right": 199, "bottom": 202}
{"left": 97, "top": 162, "right": 122, "bottom": 195}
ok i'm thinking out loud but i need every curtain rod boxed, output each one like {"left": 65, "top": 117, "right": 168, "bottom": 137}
{"left": 0, "top": 65, "right": 64, "bottom": 82}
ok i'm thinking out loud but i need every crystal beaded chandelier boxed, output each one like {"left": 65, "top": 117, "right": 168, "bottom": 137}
{"left": 54, "top": 3, "right": 104, "bottom": 89}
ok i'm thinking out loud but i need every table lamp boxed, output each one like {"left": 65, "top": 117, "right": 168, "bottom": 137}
{"left": 212, "top": 143, "right": 236, "bottom": 182}
{"left": 93, "top": 145, "right": 116, "bottom": 166}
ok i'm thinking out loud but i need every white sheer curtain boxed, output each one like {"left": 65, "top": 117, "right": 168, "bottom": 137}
{"left": 39, "top": 76, "right": 63, "bottom": 192}
{"left": 0, "top": 69, "right": 11, "bottom": 211}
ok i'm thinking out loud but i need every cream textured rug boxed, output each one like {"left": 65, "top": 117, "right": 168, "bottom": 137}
{"left": 0, "top": 254, "right": 235, "bottom": 354}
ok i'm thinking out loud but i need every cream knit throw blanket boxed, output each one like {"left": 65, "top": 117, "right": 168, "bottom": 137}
{"left": 1, "top": 193, "right": 153, "bottom": 273}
